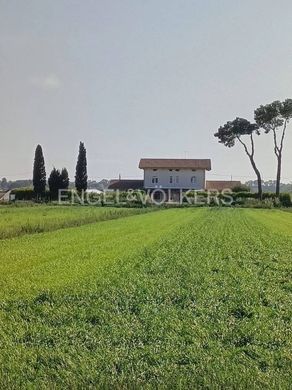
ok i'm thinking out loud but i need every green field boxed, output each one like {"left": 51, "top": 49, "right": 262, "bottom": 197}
{"left": 0, "top": 205, "right": 150, "bottom": 239}
{"left": 0, "top": 206, "right": 291, "bottom": 388}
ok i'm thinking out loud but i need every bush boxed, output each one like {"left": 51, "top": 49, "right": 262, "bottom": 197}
{"left": 279, "top": 193, "right": 292, "bottom": 207}
{"left": 232, "top": 184, "right": 250, "bottom": 193}
{"left": 236, "top": 198, "right": 274, "bottom": 209}
{"left": 11, "top": 188, "right": 35, "bottom": 201}
{"left": 233, "top": 192, "right": 257, "bottom": 200}
{"left": 262, "top": 192, "right": 276, "bottom": 200}
{"left": 11, "top": 188, "right": 51, "bottom": 201}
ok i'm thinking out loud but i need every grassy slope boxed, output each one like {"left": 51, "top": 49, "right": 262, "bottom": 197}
{"left": 0, "top": 205, "right": 150, "bottom": 239}
{"left": 0, "top": 208, "right": 291, "bottom": 388}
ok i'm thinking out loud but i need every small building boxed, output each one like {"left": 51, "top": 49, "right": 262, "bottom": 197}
{"left": 205, "top": 180, "right": 241, "bottom": 191}
{"left": 107, "top": 179, "right": 144, "bottom": 191}
{"left": 0, "top": 190, "right": 12, "bottom": 203}
{"left": 139, "top": 158, "right": 211, "bottom": 191}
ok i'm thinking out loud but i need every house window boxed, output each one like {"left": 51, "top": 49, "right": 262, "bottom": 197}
{"left": 169, "top": 169, "right": 173, "bottom": 171}
{"left": 175, "top": 169, "right": 180, "bottom": 172}
{"left": 176, "top": 176, "right": 179, "bottom": 184}
{"left": 153, "top": 169, "right": 157, "bottom": 171}
{"left": 191, "top": 176, "right": 196, "bottom": 183}
{"left": 169, "top": 176, "right": 173, "bottom": 184}
{"left": 152, "top": 176, "right": 158, "bottom": 184}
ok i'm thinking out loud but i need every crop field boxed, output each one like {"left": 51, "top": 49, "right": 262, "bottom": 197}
{"left": 0, "top": 206, "right": 291, "bottom": 388}
{"left": 0, "top": 205, "right": 150, "bottom": 239}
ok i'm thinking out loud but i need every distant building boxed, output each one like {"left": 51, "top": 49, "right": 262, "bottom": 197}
{"left": 108, "top": 158, "right": 212, "bottom": 201}
{"left": 107, "top": 179, "right": 144, "bottom": 191}
{"left": 139, "top": 158, "right": 211, "bottom": 191}
{"left": 205, "top": 181, "right": 241, "bottom": 191}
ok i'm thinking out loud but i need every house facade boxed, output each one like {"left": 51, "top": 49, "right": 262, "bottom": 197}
{"left": 139, "top": 159, "right": 211, "bottom": 191}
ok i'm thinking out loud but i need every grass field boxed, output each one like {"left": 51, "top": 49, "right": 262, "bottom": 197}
{"left": 0, "top": 206, "right": 291, "bottom": 388}
{"left": 0, "top": 205, "right": 150, "bottom": 239}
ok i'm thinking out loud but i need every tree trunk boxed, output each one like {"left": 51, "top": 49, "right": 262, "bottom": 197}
{"left": 276, "top": 153, "right": 282, "bottom": 197}
{"left": 272, "top": 122, "right": 286, "bottom": 198}
{"left": 249, "top": 156, "right": 263, "bottom": 200}
{"left": 237, "top": 135, "right": 263, "bottom": 200}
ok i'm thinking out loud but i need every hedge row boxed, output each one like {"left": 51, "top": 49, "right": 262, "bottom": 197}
{"left": 11, "top": 188, "right": 72, "bottom": 201}
{"left": 9, "top": 188, "right": 292, "bottom": 207}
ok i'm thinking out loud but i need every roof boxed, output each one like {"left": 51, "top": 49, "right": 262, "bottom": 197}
{"left": 107, "top": 179, "right": 144, "bottom": 191}
{"left": 139, "top": 158, "right": 211, "bottom": 170}
{"left": 205, "top": 181, "right": 241, "bottom": 191}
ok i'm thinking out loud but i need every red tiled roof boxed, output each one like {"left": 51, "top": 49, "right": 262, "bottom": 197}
{"left": 205, "top": 181, "right": 241, "bottom": 191}
{"left": 139, "top": 159, "right": 211, "bottom": 170}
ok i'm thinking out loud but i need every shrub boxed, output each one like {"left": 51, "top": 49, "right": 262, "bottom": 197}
{"left": 11, "top": 188, "right": 34, "bottom": 201}
{"left": 232, "top": 184, "right": 250, "bottom": 193}
{"left": 279, "top": 193, "right": 292, "bottom": 207}
{"left": 233, "top": 192, "right": 257, "bottom": 200}
{"left": 238, "top": 198, "right": 274, "bottom": 209}
{"left": 262, "top": 192, "right": 276, "bottom": 200}
{"left": 11, "top": 188, "right": 51, "bottom": 201}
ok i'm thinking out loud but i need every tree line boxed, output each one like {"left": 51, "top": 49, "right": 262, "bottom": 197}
{"left": 33, "top": 141, "right": 88, "bottom": 199}
{"left": 215, "top": 98, "right": 292, "bottom": 199}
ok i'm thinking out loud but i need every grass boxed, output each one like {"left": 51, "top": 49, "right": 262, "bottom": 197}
{"left": 0, "top": 207, "right": 291, "bottom": 388}
{"left": 0, "top": 205, "right": 151, "bottom": 239}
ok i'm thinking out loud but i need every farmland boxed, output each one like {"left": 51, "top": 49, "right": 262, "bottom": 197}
{"left": 0, "top": 206, "right": 291, "bottom": 388}
{"left": 0, "top": 205, "right": 150, "bottom": 240}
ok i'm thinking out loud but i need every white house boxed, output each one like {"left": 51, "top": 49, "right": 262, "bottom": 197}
{"left": 139, "top": 158, "right": 211, "bottom": 191}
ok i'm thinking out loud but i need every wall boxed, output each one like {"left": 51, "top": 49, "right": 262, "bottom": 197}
{"left": 143, "top": 169, "right": 206, "bottom": 190}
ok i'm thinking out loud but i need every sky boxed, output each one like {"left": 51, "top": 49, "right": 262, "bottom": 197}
{"left": 1, "top": 0, "right": 292, "bottom": 183}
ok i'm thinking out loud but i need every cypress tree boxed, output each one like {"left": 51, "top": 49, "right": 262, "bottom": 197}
{"left": 33, "top": 144, "right": 46, "bottom": 198}
{"left": 75, "top": 142, "right": 87, "bottom": 193}
{"left": 60, "top": 168, "right": 69, "bottom": 190}
{"left": 48, "top": 167, "right": 61, "bottom": 199}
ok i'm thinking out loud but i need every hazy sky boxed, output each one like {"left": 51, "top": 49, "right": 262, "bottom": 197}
{"left": 1, "top": 0, "right": 292, "bottom": 182}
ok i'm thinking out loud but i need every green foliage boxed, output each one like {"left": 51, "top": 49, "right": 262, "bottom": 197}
{"left": 254, "top": 99, "right": 292, "bottom": 133}
{"left": 279, "top": 192, "right": 292, "bottom": 207}
{"left": 254, "top": 98, "right": 292, "bottom": 196}
{"left": 233, "top": 191, "right": 257, "bottom": 199}
{"left": 33, "top": 145, "right": 46, "bottom": 197}
{"left": 0, "top": 209, "right": 291, "bottom": 387}
{"left": 75, "top": 142, "right": 87, "bottom": 193}
{"left": 48, "top": 168, "right": 69, "bottom": 200}
{"left": 48, "top": 168, "right": 62, "bottom": 199}
{"left": 0, "top": 205, "right": 150, "bottom": 240}
{"left": 11, "top": 188, "right": 50, "bottom": 201}
{"left": 232, "top": 184, "right": 250, "bottom": 192}
{"left": 214, "top": 117, "right": 259, "bottom": 148}
{"left": 214, "top": 118, "right": 263, "bottom": 199}
{"left": 60, "top": 168, "right": 69, "bottom": 189}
